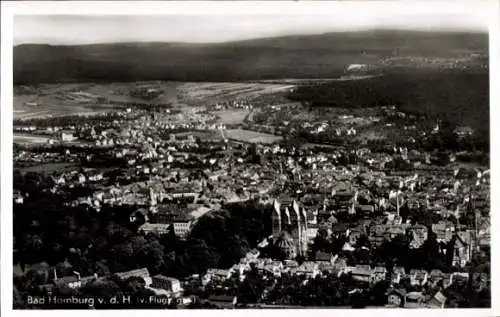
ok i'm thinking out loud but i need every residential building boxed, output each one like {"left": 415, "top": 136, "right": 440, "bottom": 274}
{"left": 372, "top": 266, "right": 388, "bottom": 283}
{"left": 151, "top": 275, "right": 183, "bottom": 294}
{"left": 351, "top": 265, "right": 372, "bottom": 283}
{"left": 386, "top": 288, "right": 407, "bottom": 307}
{"left": 115, "top": 268, "right": 152, "bottom": 286}
{"left": 139, "top": 223, "right": 172, "bottom": 236}
{"left": 427, "top": 291, "right": 447, "bottom": 308}
{"left": 391, "top": 267, "right": 405, "bottom": 284}
{"left": 409, "top": 270, "right": 428, "bottom": 286}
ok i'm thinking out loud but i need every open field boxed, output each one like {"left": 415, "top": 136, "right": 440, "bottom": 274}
{"left": 14, "top": 81, "right": 294, "bottom": 120}
{"left": 15, "top": 162, "right": 78, "bottom": 173}
{"left": 213, "top": 110, "right": 249, "bottom": 125}
{"left": 178, "top": 82, "right": 295, "bottom": 103}
{"left": 225, "top": 129, "right": 283, "bottom": 144}
{"left": 13, "top": 134, "right": 50, "bottom": 144}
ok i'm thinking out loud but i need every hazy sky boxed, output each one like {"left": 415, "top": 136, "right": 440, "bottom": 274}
{"left": 15, "top": 13, "right": 489, "bottom": 45}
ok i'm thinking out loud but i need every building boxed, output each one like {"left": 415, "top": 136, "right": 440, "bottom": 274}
{"left": 427, "top": 291, "right": 447, "bottom": 308}
{"left": 274, "top": 231, "right": 297, "bottom": 260}
{"left": 151, "top": 275, "right": 183, "bottom": 294}
{"left": 139, "top": 223, "right": 172, "bottom": 236}
{"left": 53, "top": 271, "right": 97, "bottom": 289}
{"left": 350, "top": 265, "right": 372, "bottom": 283}
{"left": 272, "top": 198, "right": 308, "bottom": 256}
{"left": 371, "top": 266, "right": 388, "bottom": 283}
{"left": 386, "top": 288, "right": 407, "bottom": 307}
{"left": 452, "top": 233, "right": 473, "bottom": 268}
{"left": 60, "top": 130, "right": 78, "bottom": 142}
{"left": 115, "top": 268, "right": 151, "bottom": 285}
{"left": 315, "top": 251, "right": 336, "bottom": 263}
{"left": 409, "top": 225, "right": 428, "bottom": 249}
{"left": 202, "top": 269, "right": 231, "bottom": 286}
{"left": 409, "top": 270, "right": 428, "bottom": 286}
{"left": 348, "top": 227, "right": 364, "bottom": 245}
{"left": 391, "top": 267, "right": 405, "bottom": 284}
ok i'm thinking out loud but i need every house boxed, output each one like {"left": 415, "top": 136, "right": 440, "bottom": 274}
{"left": 53, "top": 274, "right": 81, "bottom": 289}
{"left": 293, "top": 262, "right": 319, "bottom": 278}
{"left": 332, "top": 223, "right": 348, "bottom": 238}
{"left": 38, "top": 284, "right": 54, "bottom": 296}
{"left": 207, "top": 295, "right": 238, "bottom": 309}
{"left": 358, "top": 204, "right": 374, "bottom": 214}
{"left": 348, "top": 228, "right": 364, "bottom": 246}
{"left": 386, "top": 288, "right": 407, "bottom": 307}
{"left": 139, "top": 223, "right": 172, "bottom": 236}
{"left": 428, "top": 269, "right": 447, "bottom": 287}
{"left": 391, "top": 267, "right": 405, "bottom": 284}
{"left": 202, "top": 269, "right": 231, "bottom": 286}
{"left": 404, "top": 292, "right": 426, "bottom": 308}
{"left": 451, "top": 272, "right": 470, "bottom": 285}
{"left": 408, "top": 225, "right": 428, "bottom": 249}
{"left": 409, "top": 270, "right": 428, "bottom": 286}
{"left": 115, "top": 268, "right": 151, "bottom": 285}
{"left": 351, "top": 265, "right": 372, "bottom": 283}
{"left": 172, "top": 217, "right": 193, "bottom": 238}
{"left": 332, "top": 257, "right": 348, "bottom": 275}
{"left": 427, "top": 291, "right": 447, "bottom": 308}
{"left": 432, "top": 222, "right": 454, "bottom": 243}
{"left": 60, "top": 130, "right": 78, "bottom": 142}
{"left": 470, "top": 273, "right": 489, "bottom": 290}
{"left": 151, "top": 275, "right": 183, "bottom": 294}
{"left": 371, "top": 266, "right": 387, "bottom": 283}
{"left": 283, "top": 260, "right": 299, "bottom": 270}
{"left": 369, "top": 224, "right": 387, "bottom": 245}
{"left": 245, "top": 249, "right": 260, "bottom": 260}
{"left": 384, "top": 225, "right": 406, "bottom": 240}
{"left": 315, "top": 251, "right": 336, "bottom": 263}
{"left": 452, "top": 233, "right": 472, "bottom": 268}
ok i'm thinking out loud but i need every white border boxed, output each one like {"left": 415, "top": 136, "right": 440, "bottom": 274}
{"left": 1, "top": 1, "right": 499, "bottom": 317}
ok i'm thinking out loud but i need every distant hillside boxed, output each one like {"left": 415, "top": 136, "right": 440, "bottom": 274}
{"left": 14, "top": 30, "right": 488, "bottom": 84}
{"left": 289, "top": 69, "right": 489, "bottom": 141}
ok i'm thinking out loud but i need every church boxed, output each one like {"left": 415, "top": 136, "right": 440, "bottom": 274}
{"left": 272, "top": 198, "right": 309, "bottom": 258}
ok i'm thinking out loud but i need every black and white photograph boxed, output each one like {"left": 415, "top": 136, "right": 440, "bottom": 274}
{"left": 1, "top": 1, "right": 498, "bottom": 314}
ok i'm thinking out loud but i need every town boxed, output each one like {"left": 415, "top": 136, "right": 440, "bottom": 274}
{"left": 13, "top": 80, "right": 490, "bottom": 309}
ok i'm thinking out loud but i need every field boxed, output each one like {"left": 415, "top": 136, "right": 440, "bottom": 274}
{"left": 213, "top": 110, "right": 249, "bottom": 125}
{"left": 13, "top": 134, "right": 50, "bottom": 144}
{"left": 14, "top": 82, "right": 295, "bottom": 120}
{"left": 178, "top": 82, "right": 295, "bottom": 104}
{"left": 225, "top": 129, "right": 283, "bottom": 144}
{"left": 15, "top": 162, "right": 77, "bottom": 173}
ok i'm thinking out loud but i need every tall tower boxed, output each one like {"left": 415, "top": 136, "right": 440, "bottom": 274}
{"left": 272, "top": 199, "right": 282, "bottom": 237}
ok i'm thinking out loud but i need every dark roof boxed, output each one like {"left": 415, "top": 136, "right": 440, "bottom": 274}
{"left": 116, "top": 268, "right": 150, "bottom": 279}
{"left": 315, "top": 251, "right": 333, "bottom": 261}
{"left": 386, "top": 288, "right": 407, "bottom": 296}
{"left": 153, "top": 275, "right": 179, "bottom": 282}
{"left": 54, "top": 276, "right": 78, "bottom": 285}
{"left": 332, "top": 223, "right": 347, "bottom": 232}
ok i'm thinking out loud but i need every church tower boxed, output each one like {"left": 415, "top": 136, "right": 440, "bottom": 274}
{"left": 272, "top": 199, "right": 282, "bottom": 237}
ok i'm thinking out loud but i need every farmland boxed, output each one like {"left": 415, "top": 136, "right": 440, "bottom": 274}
{"left": 14, "top": 81, "right": 296, "bottom": 120}
{"left": 224, "top": 129, "right": 283, "bottom": 144}
{"left": 13, "top": 134, "right": 50, "bottom": 144}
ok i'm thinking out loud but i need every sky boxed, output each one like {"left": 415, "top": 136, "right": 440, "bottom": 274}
{"left": 14, "top": 13, "right": 490, "bottom": 45}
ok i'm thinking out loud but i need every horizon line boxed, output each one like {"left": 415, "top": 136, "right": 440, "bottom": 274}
{"left": 14, "top": 28, "right": 490, "bottom": 47}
